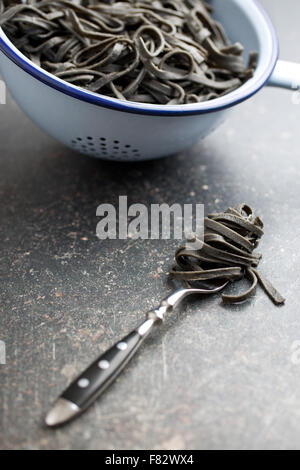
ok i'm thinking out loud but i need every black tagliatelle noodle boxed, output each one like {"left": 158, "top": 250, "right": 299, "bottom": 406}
{"left": 0, "top": 0, "right": 258, "bottom": 105}
{"left": 170, "top": 204, "right": 285, "bottom": 305}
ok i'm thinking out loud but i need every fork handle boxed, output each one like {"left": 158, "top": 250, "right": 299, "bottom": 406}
{"left": 61, "top": 316, "right": 158, "bottom": 411}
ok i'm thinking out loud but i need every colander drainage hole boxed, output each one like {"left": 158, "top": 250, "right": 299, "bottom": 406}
{"left": 71, "top": 137, "right": 142, "bottom": 159}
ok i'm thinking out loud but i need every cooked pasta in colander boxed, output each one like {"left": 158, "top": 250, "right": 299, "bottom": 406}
{"left": 0, "top": 0, "right": 258, "bottom": 104}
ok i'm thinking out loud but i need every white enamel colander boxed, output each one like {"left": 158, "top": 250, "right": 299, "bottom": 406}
{"left": 0, "top": 0, "right": 300, "bottom": 161}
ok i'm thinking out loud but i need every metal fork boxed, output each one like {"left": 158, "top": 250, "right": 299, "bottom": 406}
{"left": 45, "top": 281, "right": 228, "bottom": 426}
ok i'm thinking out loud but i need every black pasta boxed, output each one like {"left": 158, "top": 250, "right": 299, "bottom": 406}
{"left": 170, "top": 204, "right": 285, "bottom": 305}
{"left": 0, "top": 0, "right": 258, "bottom": 104}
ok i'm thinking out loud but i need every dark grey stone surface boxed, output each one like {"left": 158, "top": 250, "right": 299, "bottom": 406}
{"left": 1, "top": 0, "right": 300, "bottom": 450}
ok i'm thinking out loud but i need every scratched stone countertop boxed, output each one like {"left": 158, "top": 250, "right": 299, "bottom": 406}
{"left": 1, "top": 0, "right": 300, "bottom": 450}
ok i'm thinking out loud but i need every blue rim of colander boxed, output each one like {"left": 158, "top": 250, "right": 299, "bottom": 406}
{"left": 0, "top": 0, "right": 278, "bottom": 116}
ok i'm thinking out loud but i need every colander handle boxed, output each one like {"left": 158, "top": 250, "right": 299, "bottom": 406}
{"left": 268, "top": 60, "right": 300, "bottom": 90}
